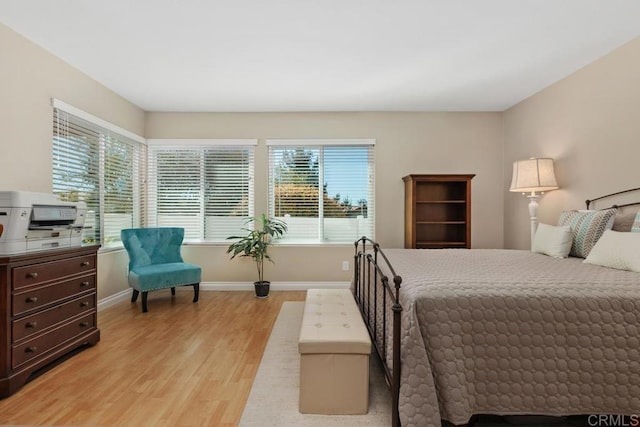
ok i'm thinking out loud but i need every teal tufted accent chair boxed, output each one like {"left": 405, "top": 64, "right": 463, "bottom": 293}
{"left": 121, "top": 227, "right": 201, "bottom": 313}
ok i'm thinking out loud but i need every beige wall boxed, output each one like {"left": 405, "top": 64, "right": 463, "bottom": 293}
{"left": 503, "top": 37, "right": 640, "bottom": 249}
{"left": 146, "top": 112, "right": 505, "bottom": 283}
{"left": 0, "top": 23, "right": 145, "bottom": 299}
{"left": 1, "top": 21, "right": 506, "bottom": 298}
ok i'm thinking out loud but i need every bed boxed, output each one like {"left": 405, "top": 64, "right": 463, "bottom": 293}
{"left": 353, "top": 190, "right": 640, "bottom": 427}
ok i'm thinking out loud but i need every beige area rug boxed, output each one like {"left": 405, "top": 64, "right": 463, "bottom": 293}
{"left": 239, "top": 301, "right": 392, "bottom": 427}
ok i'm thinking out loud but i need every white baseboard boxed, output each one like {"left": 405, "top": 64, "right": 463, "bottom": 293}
{"left": 199, "top": 281, "right": 350, "bottom": 291}
{"left": 97, "top": 289, "right": 131, "bottom": 312}
{"left": 97, "top": 282, "right": 350, "bottom": 312}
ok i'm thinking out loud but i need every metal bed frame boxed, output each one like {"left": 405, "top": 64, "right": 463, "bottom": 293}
{"left": 585, "top": 187, "right": 640, "bottom": 209}
{"left": 353, "top": 237, "right": 402, "bottom": 427}
{"left": 352, "top": 188, "right": 640, "bottom": 427}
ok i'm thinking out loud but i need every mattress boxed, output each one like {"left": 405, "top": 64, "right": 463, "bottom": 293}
{"left": 380, "top": 249, "right": 640, "bottom": 427}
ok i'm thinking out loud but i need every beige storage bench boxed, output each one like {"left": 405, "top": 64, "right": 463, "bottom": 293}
{"left": 298, "top": 288, "right": 372, "bottom": 415}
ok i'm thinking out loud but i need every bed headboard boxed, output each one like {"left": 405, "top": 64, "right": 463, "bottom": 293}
{"left": 585, "top": 187, "right": 640, "bottom": 210}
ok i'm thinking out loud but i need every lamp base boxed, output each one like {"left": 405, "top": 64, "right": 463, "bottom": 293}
{"left": 526, "top": 193, "right": 540, "bottom": 251}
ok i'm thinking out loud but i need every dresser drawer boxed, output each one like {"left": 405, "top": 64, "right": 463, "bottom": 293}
{"left": 12, "top": 294, "right": 96, "bottom": 341}
{"left": 12, "top": 254, "right": 96, "bottom": 290}
{"left": 12, "top": 275, "right": 95, "bottom": 316}
{"left": 12, "top": 313, "right": 96, "bottom": 368}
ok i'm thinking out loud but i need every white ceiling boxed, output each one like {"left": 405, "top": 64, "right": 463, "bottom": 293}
{"left": 2, "top": 0, "right": 640, "bottom": 112}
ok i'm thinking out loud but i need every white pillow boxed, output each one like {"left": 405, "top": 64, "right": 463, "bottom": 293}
{"left": 532, "top": 223, "right": 573, "bottom": 258}
{"left": 583, "top": 230, "right": 640, "bottom": 272}
{"left": 632, "top": 212, "right": 640, "bottom": 233}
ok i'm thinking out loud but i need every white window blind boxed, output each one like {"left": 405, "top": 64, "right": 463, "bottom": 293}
{"left": 52, "top": 105, "right": 145, "bottom": 248}
{"left": 267, "top": 139, "right": 375, "bottom": 243}
{"left": 147, "top": 140, "right": 255, "bottom": 242}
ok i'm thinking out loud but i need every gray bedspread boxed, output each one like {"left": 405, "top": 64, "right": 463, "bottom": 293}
{"left": 381, "top": 249, "right": 640, "bottom": 427}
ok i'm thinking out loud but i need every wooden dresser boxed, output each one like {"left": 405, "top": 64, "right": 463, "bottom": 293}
{"left": 0, "top": 245, "right": 100, "bottom": 398}
{"left": 403, "top": 174, "right": 474, "bottom": 249}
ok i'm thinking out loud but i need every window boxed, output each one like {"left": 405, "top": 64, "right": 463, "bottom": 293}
{"left": 267, "top": 139, "right": 375, "bottom": 243}
{"left": 147, "top": 140, "right": 255, "bottom": 242}
{"left": 52, "top": 100, "right": 145, "bottom": 248}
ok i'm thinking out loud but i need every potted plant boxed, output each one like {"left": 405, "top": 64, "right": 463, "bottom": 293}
{"left": 226, "top": 213, "right": 288, "bottom": 298}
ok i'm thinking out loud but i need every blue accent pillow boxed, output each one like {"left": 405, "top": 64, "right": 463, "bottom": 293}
{"left": 632, "top": 212, "right": 640, "bottom": 233}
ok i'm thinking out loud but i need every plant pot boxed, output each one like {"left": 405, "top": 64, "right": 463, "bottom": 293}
{"left": 254, "top": 281, "right": 270, "bottom": 298}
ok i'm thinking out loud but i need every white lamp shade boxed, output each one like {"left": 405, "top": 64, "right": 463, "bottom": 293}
{"left": 510, "top": 158, "right": 559, "bottom": 193}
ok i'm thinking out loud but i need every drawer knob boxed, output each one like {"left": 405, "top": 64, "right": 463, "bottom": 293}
{"left": 80, "top": 281, "right": 90, "bottom": 287}
{"left": 80, "top": 301, "right": 90, "bottom": 307}
{"left": 27, "top": 272, "right": 38, "bottom": 279}
{"left": 80, "top": 261, "right": 90, "bottom": 267}
{"left": 25, "top": 346, "right": 37, "bottom": 353}
{"left": 25, "top": 296, "right": 38, "bottom": 303}
{"left": 25, "top": 321, "right": 38, "bottom": 328}
{"left": 79, "top": 321, "right": 89, "bottom": 327}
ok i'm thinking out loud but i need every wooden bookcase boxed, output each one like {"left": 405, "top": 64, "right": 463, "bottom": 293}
{"left": 403, "top": 174, "right": 475, "bottom": 249}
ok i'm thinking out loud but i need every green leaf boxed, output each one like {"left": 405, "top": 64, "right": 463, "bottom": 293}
{"left": 225, "top": 214, "right": 288, "bottom": 281}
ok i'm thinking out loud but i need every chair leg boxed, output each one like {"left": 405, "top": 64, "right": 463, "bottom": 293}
{"left": 142, "top": 291, "right": 148, "bottom": 313}
{"left": 171, "top": 287, "right": 176, "bottom": 296}
{"left": 131, "top": 289, "right": 139, "bottom": 303}
{"left": 193, "top": 283, "right": 200, "bottom": 303}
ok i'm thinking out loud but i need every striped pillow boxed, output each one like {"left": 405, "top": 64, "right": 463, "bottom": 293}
{"left": 557, "top": 209, "right": 617, "bottom": 258}
{"left": 632, "top": 212, "right": 640, "bottom": 233}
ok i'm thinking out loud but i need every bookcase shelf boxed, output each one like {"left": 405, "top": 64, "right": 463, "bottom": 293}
{"left": 403, "top": 174, "right": 475, "bottom": 249}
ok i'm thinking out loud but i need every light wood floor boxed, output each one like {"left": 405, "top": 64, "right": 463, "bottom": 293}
{"left": 0, "top": 290, "right": 306, "bottom": 426}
